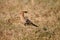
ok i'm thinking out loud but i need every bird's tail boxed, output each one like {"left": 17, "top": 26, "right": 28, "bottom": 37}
{"left": 31, "top": 23, "right": 38, "bottom": 27}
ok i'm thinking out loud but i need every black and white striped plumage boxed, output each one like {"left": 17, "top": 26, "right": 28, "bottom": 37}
{"left": 24, "top": 18, "right": 38, "bottom": 27}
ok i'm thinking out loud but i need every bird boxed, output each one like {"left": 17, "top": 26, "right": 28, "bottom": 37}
{"left": 20, "top": 11, "right": 38, "bottom": 27}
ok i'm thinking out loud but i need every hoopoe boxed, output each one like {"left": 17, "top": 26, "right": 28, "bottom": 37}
{"left": 20, "top": 11, "right": 38, "bottom": 27}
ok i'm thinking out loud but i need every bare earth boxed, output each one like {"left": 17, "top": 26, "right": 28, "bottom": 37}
{"left": 0, "top": 0, "right": 60, "bottom": 40}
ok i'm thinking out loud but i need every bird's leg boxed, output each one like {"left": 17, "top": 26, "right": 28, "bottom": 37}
{"left": 24, "top": 22, "right": 27, "bottom": 26}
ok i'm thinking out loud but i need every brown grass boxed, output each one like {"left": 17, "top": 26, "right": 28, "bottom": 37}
{"left": 0, "top": 0, "right": 60, "bottom": 40}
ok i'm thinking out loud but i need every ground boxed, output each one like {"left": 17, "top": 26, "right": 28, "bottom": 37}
{"left": 0, "top": 0, "right": 60, "bottom": 40}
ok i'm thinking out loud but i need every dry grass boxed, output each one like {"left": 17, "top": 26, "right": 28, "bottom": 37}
{"left": 0, "top": 0, "right": 60, "bottom": 40}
